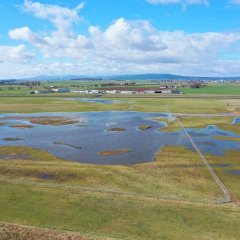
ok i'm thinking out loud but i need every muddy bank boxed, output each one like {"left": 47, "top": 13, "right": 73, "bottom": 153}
{"left": 2, "top": 116, "right": 80, "bottom": 126}
{"left": 97, "top": 148, "right": 131, "bottom": 156}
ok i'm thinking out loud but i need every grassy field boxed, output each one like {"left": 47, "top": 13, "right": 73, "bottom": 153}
{"left": 1, "top": 81, "right": 240, "bottom": 96}
{"left": 0, "top": 80, "right": 164, "bottom": 96}
{"left": 206, "top": 151, "right": 240, "bottom": 201}
{"left": 0, "top": 96, "right": 231, "bottom": 114}
{"left": 180, "top": 83, "right": 240, "bottom": 95}
{"left": 0, "top": 145, "right": 226, "bottom": 203}
{"left": 0, "top": 95, "right": 240, "bottom": 239}
{"left": 1, "top": 182, "right": 240, "bottom": 240}
{"left": 0, "top": 144, "right": 239, "bottom": 239}
{"left": 161, "top": 116, "right": 234, "bottom": 132}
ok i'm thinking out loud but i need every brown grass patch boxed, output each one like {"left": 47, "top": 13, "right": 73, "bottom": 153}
{"left": 0, "top": 222, "right": 94, "bottom": 240}
{"left": 138, "top": 125, "right": 152, "bottom": 130}
{"left": 3, "top": 116, "right": 79, "bottom": 126}
{"left": 2, "top": 137, "right": 25, "bottom": 141}
{"left": 108, "top": 127, "right": 126, "bottom": 132}
{"left": 10, "top": 124, "right": 34, "bottom": 129}
{"left": 97, "top": 148, "right": 131, "bottom": 156}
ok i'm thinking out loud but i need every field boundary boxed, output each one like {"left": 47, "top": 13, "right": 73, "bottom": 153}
{"left": 175, "top": 115, "right": 231, "bottom": 203}
{"left": 0, "top": 177, "right": 237, "bottom": 210}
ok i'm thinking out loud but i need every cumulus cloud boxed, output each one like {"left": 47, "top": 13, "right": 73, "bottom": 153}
{"left": 22, "top": 0, "right": 84, "bottom": 33}
{"left": 11, "top": 15, "right": 239, "bottom": 65}
{"left": 3, "top": 0, "right": 240, "bottom": 77}
{"left": 0, "top": 45, "right": 35, "bottom": 64}
{"left": 89, "top": 19, "right": 240, "bottom": 67}
{"left": 10, "top": 1, "right": 91, "bottom": 58}
{"left": 147, "top": 0, "right": 209, "bottom": 6}
{"left": 9, "top": 27, "right": 47, "bottom": 47}
{"left": 90, "top": 18, "right": 167, "bottom": 52}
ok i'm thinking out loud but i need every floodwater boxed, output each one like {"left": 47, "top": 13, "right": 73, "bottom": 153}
{"left": 64, "top": 98, "right": 122, "bottom": 104}
{"left": 0, "top": 111, "right": 240, "bottom": 165}
{"left": 187, "top": 125, "right": 240, "bottom": 156}
{"left": 232, "top": 117, "right": 240, "bottom": 124}
{"left": 225, "top": 170, "right": 240, "bottom": 176}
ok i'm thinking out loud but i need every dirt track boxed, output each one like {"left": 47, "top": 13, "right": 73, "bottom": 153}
{"left": 175, "top": 115, "right": 232, "bottom": 203}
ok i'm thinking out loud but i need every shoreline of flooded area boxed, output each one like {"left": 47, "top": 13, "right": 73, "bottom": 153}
{"left": 0, "top": 111, "right": 240, "bottom": 165}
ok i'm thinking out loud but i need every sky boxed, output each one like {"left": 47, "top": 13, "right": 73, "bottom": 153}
{"left": 0, "top": 0, "right": 240, "bottom": 78}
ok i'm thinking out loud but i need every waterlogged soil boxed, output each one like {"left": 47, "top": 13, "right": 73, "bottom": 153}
{"left": 2, "top": 116, "right": 80, "bottom": 126}
{"left": 97, "top": 148, "right": 131, "bottom": 156}
{"left": 225, "top": 170, "right": 240, "bottom": 176}
{"left": 64, "top": 98, "right": 122, "bottom": 104}
{"left": 232, "top": 117, "right": 240, "bottom": 124}
{"left": 0, "top": 154, "right": 32, "bottom": 160}
{"left": 2, "top": 137, "right": 25, "bottom": 141}
{"left": 187, "top": 125, "right": 240, "bottom": 156}
{"left": 0, "top": 112, "right": 240, "bottom": 165}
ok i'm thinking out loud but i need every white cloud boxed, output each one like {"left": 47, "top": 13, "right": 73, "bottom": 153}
{"left": 22, "top": 0, "right": 84, "bottom": 33}
{"left": 87, "top": 19, "right": 240, "bottom": 66}
{"left": 147, "top": 0, "right": 209, "bottom": 6}
{"left": 90, "top": 18, "right": 167, "bottom": 52}
{"left": 230, "top": 0, "right": 240, "bottom": 4}
{"left": 2, "top": 1, "right": 240, "bottom": 78}
{"left": 9, "top": 27, "right": 47, "bottom": 47}
{"left": 0, "top": 45, "right": 35, "bottom": 64}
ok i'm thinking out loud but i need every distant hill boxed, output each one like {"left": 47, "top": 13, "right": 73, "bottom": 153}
{"left": 17, "top": 75, "right": 88, "bottom": 81}
{"left": 1, "top": 73, "right": 240, "bottom": 81}
{"left": 102, "top": 74, "right": 240, "bottom": 81}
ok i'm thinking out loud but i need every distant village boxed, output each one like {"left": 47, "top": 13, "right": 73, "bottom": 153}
{"left": 0, "top": 78, "right": 239, "bottom": 95}
{"left": 29, "top": 80, "right": 212, "bottom": 95}
{"left": 32, "top": 82, "right": 183, "bottom": 95}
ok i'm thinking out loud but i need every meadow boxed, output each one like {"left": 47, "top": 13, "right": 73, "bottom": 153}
{"left": 0, "top": 95, "right": 232, "bottom": 113}
{"left": 0, "top": 95, "right": 240, "bottom": 240}
{"left": 180, "top": 83, "right": 240, "bottom": 95}
{"left": 1, "top": 81, "right": 240, "bottom": 96}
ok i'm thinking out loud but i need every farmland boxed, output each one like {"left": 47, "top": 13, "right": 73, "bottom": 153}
{"left": 0, "top": 93, "right": 240, "bottom": 240}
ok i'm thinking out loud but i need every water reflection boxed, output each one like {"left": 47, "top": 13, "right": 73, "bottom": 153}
{"left": 0, "top": 112, "right": 240, "bottom": 165}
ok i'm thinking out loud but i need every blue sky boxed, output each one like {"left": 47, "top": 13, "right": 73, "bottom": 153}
{"left": 1, "top": 0, "right": 240, "bottom": 78}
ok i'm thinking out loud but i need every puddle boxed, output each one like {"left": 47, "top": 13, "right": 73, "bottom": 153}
{"left": 211, "top": 163, "right": 232, "bottom": 168}
{"left": 38, "top": 173, "right": 55, "bottom": 179}
{"left": 0, "top": 154, "right": 31, "bottom": 160}
{"left": 232, "top": 117, "right": 240, "bottom": 125}
{"left": 225, "top": 170, "right": 240, "bottom": 176}
{"left": 64, "top": 98, "right": 122, "bottom": 104}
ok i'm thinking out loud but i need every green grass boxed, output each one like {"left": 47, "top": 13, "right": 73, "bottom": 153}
{"left": 0, "top": 183, "right": 240, "bottom": 240}
{"left": 161, "top": 116, "right": 234, "bottom": 132}
{"left": 0, "top": 95, "right": 240, "bottom": 239}
{"left": 214, "top": 136, "right": 240, "bottom": 142}
{"left": 206, "top": 151, "right": 240, "bottom": 201}
{"left": 138, "top": 125, "right": 152, "bottom": 130}
{"left": 0, "top": 96, "right": 229, "bottom": 114}
{"left": 1, "top": 81, "right": 240, "bottom": 96}
{"left": 0, "top": 146, "right": 225, "bottom": 203}
{"left": 180, "top": 83, "right": 240, "bottom": 95}
{"left": 217, "top": 123, "right": 240, "bottom": 134}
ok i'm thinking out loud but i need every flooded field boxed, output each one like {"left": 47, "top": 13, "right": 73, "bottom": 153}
{"left": 0, "top": 111, "right": 240, "bottom": 165}
{"left": 232, "top": 117, "right": 240, "bottom": 124}
{"left": 64, "top": 98, "right": 122, "bottom": 104}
